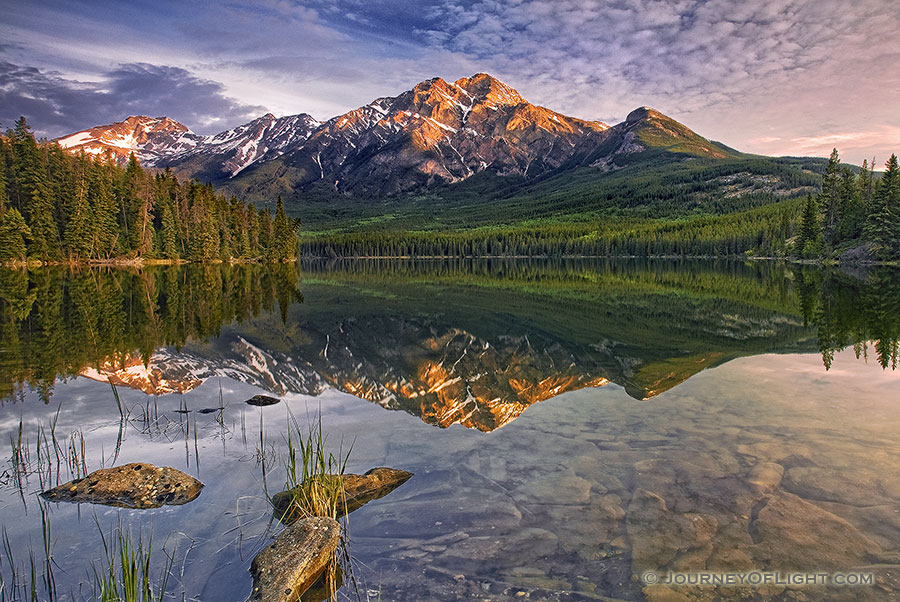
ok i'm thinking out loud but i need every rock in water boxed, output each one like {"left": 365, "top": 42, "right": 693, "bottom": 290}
{"left": 245, "top": 394, "right": 281, "bottom": 407}
{"left": 247, "top": 517, "right": 340, "bottom": 602}
{"left": 272, "top": 467, "right": 413, "bottom": 523}
{"left": 40, "top": 463, "right": 203, "bottom": 509}
{"left": 341, "top": 467, "right": 414, "bottom": 513}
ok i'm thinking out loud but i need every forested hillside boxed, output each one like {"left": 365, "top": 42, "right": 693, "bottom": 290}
{"left": 0, "top": 118, "right": 299, "bottom": 264}
{"left": 295, "top": 151, "right": 823, "bottom": 258}
{"left": 302, "top": 199, "right": 801, "bottom": 258}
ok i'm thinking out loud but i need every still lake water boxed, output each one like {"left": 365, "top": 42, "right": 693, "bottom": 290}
{"left": 0, "top": 259, "right": 898, "bottom": 601}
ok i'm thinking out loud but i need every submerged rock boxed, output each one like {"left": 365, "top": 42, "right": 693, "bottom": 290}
{"left": 40, "top": 463, "right": 203, "bottom": 509}
{"left": 248, "top": 516, "right": 340, "bottom": 602}
{"left": 750, "top": 491, "right": 884, "bottom": 569}
{"left": 272, "top": 467, "right": 412, "bottom": 523}
{"left": 746, "top": 461, "right": 784, "bottom": 493}
{"left": 245, "top": 394, "right": 281, "bottom": 407}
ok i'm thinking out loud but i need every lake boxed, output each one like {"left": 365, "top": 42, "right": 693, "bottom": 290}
{"left": 0, "top": 259, "right": 898, "bottom": 601}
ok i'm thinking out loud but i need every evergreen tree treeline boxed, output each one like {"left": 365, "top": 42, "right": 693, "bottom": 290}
{"left": 0, "top": 263, "right": 303, "bottom": 402}
{"left": 0, "top": 118, "right": 299, "bottom": 263}
{"left": 800, "top": 148, "right": 900, "bottom": 260}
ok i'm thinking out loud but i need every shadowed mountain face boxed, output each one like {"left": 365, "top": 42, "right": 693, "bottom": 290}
{"left": 54, "top": 73, "right": 747, "bottom": 200}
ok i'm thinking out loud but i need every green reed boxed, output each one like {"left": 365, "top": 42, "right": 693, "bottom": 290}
{"left": 278, "top": 412, "right": 351, "bottom": 523}
{"left": 92, "top": 520, "right": 173, "bottom": 602}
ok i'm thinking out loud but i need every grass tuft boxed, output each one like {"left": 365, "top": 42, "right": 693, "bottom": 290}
{"left": 92, "top": 519, "right": 173, "bottom": 602}
{"left": 278, "top": 412, "right": 350, "bottom": 523}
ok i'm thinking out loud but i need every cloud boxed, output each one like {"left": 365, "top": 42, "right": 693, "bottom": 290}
{"left": 746, "top": 127, "right": 900, "bottom": 164}
{"left": 2, "top": 1, "right": 898, "bottom": 164}
{"left": 0, "top": 62, "right": 265, "bottom": 137}
{"left": 396, "top": 0, "right": 900, "bottom": 163}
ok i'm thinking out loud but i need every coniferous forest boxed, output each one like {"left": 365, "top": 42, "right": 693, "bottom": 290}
{"left": 796, "top": 149, "right": 900, "bottom": 261}
{"left": 301, "top": 148, "right": 900, "bottom": 261}
{"left": 0, "top": 118, "right": 299, "bottom": 264}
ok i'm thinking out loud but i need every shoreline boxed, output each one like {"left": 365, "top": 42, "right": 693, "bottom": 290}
{"left": 0, "top": 257, "right": 298, "bottom": 269}
{"left": 300, "top": 254, "right": 900, "bottom": 266}
{"left": 2, "top": 254, "right": 897, "bottom": 268}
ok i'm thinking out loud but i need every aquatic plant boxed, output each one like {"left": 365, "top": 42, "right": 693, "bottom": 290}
{"left": 268, "top": 411, "right": 353, "bottom": 601}
{"left": 91, "top": 520, "right": 173, "bottom": 602}
{"left": 278, "top": 412, "right": 351, "bottom": 523}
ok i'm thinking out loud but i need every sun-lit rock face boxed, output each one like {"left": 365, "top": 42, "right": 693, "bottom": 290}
{"left": 284, "top": 73, "right": 609, "bottom": 195}
{"left": 78, "top": 352, "right": 203, "bottom": 395}
{"left": 56, "top": 116, "right": 202, "bottom": 165}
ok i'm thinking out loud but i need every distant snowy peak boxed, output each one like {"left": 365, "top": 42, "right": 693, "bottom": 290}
{"left": 56, "top": 115, "right": 202, "bottom": 164}
{"left": 165, "top": 112, "right": 321, "bottom": 177}
{"left": 55, "top": 112, "right": 322, "bottom": 175}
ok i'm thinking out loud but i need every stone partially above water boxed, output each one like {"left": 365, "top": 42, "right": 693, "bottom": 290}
{"left": 245, "top": 394, "right": 281, "bottom": 407}
{"left": 40, "top": 463, "right": 203, "bottom": 509}
{"left": 248, "top": 516, "right": 340, "bottom": 602}
{"left": 272, "top": 467, "right": 412, "bottom": 522}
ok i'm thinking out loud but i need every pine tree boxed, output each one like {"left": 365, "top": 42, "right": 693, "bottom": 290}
{"left": 0, "top": 140, "right": 9, "bottom": 214}
{"left": 797, "top": 194, "right": 821, "bottom": 258}
{"left": 819, "top": 148, "right": 841, "bottom": 247}
{"left": 865, "top": 154, "right": 900, "bottom": 259}
{"left": 837, "top": 167, "right": 863, "bottom": 241}
{"left": 27, "top": 180, "right": 61, "bottom": 260}
{"left": 247, "top": 206, "right": 260, "bottom": 257}
{"left": 160, "top": 202, "right": 178, "bottom": 259}
{"left": 89, "top": 159, "right": 120, "bottom": 258}
{"left": 857, "top": 159, "right": 874, "bottom": 206}
{"left": 64, "top": 181, "right": 94, "bottom": 258}
{"left": 258, "top": 208, "right": 273, "bottom": 255}
{"left": 0, "top": 208, "right": 31, "bottom": 261}
{"left": 272, "top": 196, "right": 298, "bottom": 261}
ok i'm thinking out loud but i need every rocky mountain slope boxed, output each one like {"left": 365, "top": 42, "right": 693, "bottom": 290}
{"left": 56, "top": 115, "right": 202, "bottom": 164}
{"left": 55, "top": 73, "right": 744, "bottom": 200}
{"left": 157, "top": 112, "right": 321, "bottom": 180}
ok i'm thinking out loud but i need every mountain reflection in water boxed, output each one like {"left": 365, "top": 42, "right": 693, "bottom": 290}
{"left": 1, "top": 260, "right": 897, "bottom": 431}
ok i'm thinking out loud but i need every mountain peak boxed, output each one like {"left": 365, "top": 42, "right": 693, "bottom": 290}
{"left": 117, "top": 115, "right": 190, "bottom": 132}
{"left": 454, "top": 73, "right": 525, "bottom": 107}
{"left": 621, "top": 106, "right": 732, "bottom": 159}
{"left": 626, "top": 106, "right": 666, "bottom": 124}
{"left": 55, "top": 115, "right": 199, "bottom": 164}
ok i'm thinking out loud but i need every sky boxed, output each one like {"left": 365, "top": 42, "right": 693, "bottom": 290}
{"left": 1, "top": 0, "right": 898, "bottom": 165}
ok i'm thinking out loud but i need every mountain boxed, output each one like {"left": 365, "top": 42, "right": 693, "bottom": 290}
{"left": 232, "top": 74, "right": 609, "bottom": 197}
{"left": 55, "top": 74, "right": 740, "bottom": 199}
{"left": 580, "top": 106, "right": 735, "bottom": 168}
{"left": 56, "top": 112, "right": 321, "bottom": 178}
{"left": 56, "top": 115, "right": 202, "bottom": 164}
{"left": 158, "top": 112, "right": 321, "bottom": 180}
{"left": 53, "top": 73, "right": 821, "bottom": 232}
